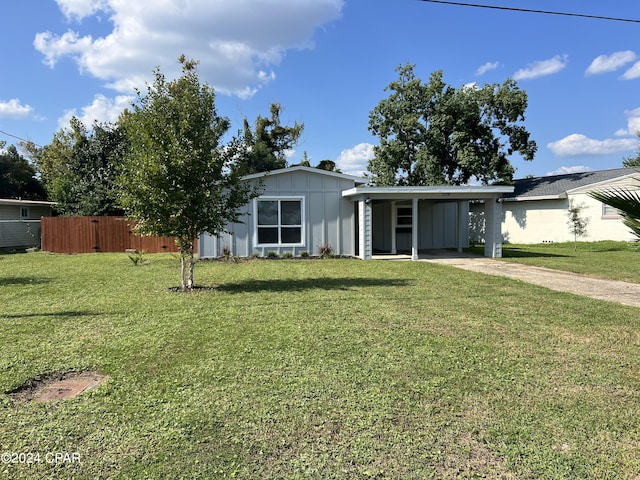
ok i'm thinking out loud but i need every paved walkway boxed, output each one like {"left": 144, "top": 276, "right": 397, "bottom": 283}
{"left": 425, "top": 253, "right": 640, "bottom": 308}
{"left": 375, "top": 251, "right": 640, "bottom": 308}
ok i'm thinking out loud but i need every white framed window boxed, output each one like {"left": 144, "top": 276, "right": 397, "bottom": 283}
{"left": 20, "top": 207, "right": 29, "bottom": 219}
{"left": 255, "top": 197, "right": 304, "bottom": 246}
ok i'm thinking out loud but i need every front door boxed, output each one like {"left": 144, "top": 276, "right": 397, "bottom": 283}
{"left": 396, "top": 205, "right": 412, "bottom": 253}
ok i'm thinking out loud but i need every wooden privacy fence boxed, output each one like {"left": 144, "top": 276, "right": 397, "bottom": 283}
{"left": 41, "top": 216, "right": 197, "bottom": 254}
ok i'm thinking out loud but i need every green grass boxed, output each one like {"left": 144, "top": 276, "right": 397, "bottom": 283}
{"left": 468, "top": 241, "right": 640, "bottom": 283}
{"left": 0, "top": 252, "right": 639, "bottom": 479}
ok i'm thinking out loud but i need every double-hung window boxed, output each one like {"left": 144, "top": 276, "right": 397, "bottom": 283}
{"left": 256, "top": 197, "right": 304, "bottom": 246}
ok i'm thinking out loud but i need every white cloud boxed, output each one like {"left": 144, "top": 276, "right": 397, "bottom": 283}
{"left": 614, "top": 107, "right": 640, "bottom": 136}
{"left": 35, "top": 0, "right": 343, "bottom": 98}
{"left": 58, "top": 93, "right": 134, "bottom": 128}
{"left": 475, "top": 61, "right": 499, "bottom": 76}
{"left": 55, "top": 0, "right": 111, "bottom": 21}
{"left": 547, "top": 133, "right": 639, "bottom": 157}
{"left": 623, "top": 61, "right": 640, "bottom": 80}
{"left": 336, "top": 142, "right": 374, "bottom": 177}
{"left": 34, "top": 30, "right": 94, "bottom": 68}
{"left": 545, "top": 165, "right": 593, "bottom": 176}
{"left": 0, "top": 99, "right": 35, "bottom": 119}
{"left": 513, "top": 54, "right": 568, "bottom": 81}
{"left": 586, "top": 50, "right": 636, "bottom": 76}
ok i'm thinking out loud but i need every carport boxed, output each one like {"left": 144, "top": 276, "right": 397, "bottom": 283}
{"left": 341, "top": 185, "right": 514, "bottom": 260}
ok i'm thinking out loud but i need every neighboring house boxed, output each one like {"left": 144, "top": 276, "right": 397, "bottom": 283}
{"left": 199, "top": 166, "right": 513, "bottom": 259}
{"left": 470, "top": 167, "right": 639, "bottom": 244}
{"left": 0, "top": 198, "right": 56, "bottom": 249}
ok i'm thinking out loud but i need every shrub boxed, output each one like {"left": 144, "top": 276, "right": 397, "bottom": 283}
{"left": 128, "top": 249, "right": 149, "bottom": 266}
{"left": 283, "top": 251, "right": 294, "bottom": 258}
{"left": 319, "top": 244, "right": 334, "bottom": 258}
{"left": 301, "top": 251, "right": 309, "bottom": 257}
{"left": 267, "top": 251, "right": 280, "bottom": 258}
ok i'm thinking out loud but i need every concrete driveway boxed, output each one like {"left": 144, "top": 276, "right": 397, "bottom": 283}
{"left": 417, "top": 251, "right": 640, "bottom": 308}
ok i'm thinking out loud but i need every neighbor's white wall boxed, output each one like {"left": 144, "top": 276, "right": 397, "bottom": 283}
{"left": 500, "top": 193, "right": 635, "bottom": 244}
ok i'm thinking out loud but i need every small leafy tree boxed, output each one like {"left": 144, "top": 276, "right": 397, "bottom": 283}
{"left": 589, "top": 179, "right": 640, "bottom": 240}
{"left": 567, "top": 200, "right": 589, "bottom": 252}
{"left": 0, "top": 143, "right": 46, "bottom": 200}
{"left": 118, "top": 56, "right": 260, "bottom": 290}
{"left": 28, "top": 118, "right": 126, "bottom": 215}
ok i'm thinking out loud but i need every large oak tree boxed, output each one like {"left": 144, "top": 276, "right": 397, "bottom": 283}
{"left": 368, "top": 64, "right": 537, "bottom": 186}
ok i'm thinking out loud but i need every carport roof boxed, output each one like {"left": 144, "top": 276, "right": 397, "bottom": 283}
{"left": 341, "top": 185, "right": 514, "bottom": 200}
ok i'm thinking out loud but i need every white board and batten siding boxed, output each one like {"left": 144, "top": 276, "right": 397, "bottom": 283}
{"left": 199, "top": 168, "right": 362, "bottom": 258}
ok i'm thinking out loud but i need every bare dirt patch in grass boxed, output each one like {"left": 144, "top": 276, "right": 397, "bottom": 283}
{"left": 7, "top": 371, "right": 108, "bottom": 402}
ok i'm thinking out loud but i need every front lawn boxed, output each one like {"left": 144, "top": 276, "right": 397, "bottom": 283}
{"left": 468, "top": 241, "right": 640, "bottom": 283}
{"left": 0, "top": 252, "right": 638, "bottom": 478}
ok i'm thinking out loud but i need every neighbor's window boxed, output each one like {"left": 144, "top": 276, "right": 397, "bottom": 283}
{"left": 20, "top": 207, "right": 29, "bottom": 219}
{"left": 602, "top": 203, "right": 621, "bottom": 217}
{"left": 256, "top": 197, "right": 304, "bottom": 245}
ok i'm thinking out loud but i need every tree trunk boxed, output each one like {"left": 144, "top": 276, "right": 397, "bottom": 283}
{"left": 180, "top": 249, "right": 188, "bottom": 291}
{"left": 187, "top": 243, "right": 195, "bottom": 289}
{"left": 178, "top": 239, "right": 195, "bottom": 291}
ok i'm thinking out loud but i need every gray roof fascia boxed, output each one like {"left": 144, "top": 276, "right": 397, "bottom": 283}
{"left": 342, "top": 185, "right": 513, "bottom": 200}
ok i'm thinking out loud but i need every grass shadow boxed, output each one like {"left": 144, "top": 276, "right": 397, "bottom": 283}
{"left": 1, "top": 311, "right": 99, "bottom": 320}
{"left": 466, "top": 246, "right": 571, "bottom": 259}
{"left": 215, "top": 276, "right": 411, "bottom": 293}
{"left": 0, "top": 277, "right": 51, "bottom": 286}
{"left": 501, "top": 248, "right": 572, "bottom": 259}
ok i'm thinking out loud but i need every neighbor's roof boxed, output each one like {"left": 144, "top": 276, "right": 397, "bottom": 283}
{"left": 241, "top": 165, "right": 368, "bottom": 184}
{"left": 0, "top": 198, "right": 56, "bottom": 206}
{"left": 503, "top": 167, "right": 638, "bottom": 201}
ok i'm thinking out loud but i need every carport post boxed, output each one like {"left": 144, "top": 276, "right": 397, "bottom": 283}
{"left": 390, "top": 200, "right": 397, "bottom": 254}
{"left": 457, "top": 201, "right": 466, "bottom": 253}
{"left": 358, "top": 198, "right": 373, "bottom": 260}
{"left": 484, "top": 195, "right": 503, "bottom": 258}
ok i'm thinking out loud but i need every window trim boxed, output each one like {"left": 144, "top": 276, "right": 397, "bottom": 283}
{"left": 254, "top": 196, "right": 305, "bottom": 247}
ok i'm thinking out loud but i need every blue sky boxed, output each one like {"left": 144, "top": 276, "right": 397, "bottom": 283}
{"left": 1, "top": 0, "right": 640, "bottom": 179}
